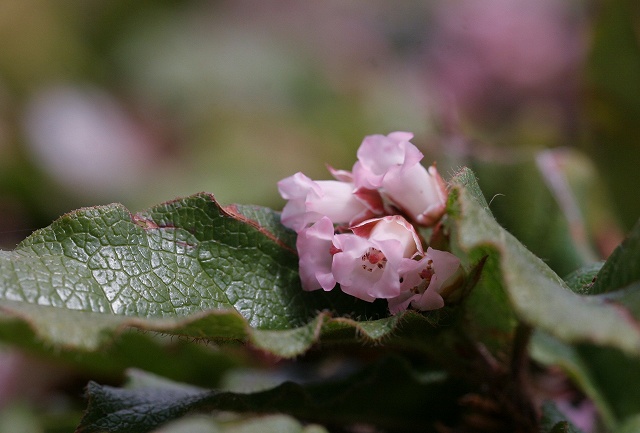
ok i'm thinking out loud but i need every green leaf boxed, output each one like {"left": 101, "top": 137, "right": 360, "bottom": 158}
{"left": 590, "top": 219, "right": 640, "bottom": 294}
{"left": 447, "top": 168, "right": 640, "bottom": 356}
{"left": 575, "top": 345, "right": 640, "bottom": 424}
{"left": 616, "top": 414, "right": 640, "bottom": 433}
{"left": 0, "top": 193, "right": 391, "bottom": 359}
{"left": 563, "top": 263, "right": 603, "bottom": 295}
{"left": 530, "top": 223, "right": 640, "bottom": 430}
{"left": 574, "top": 224, "right": 640, "bottom": 423}
{"left": 3, "top": 167, "right": 639, "bottom": 377}
{"left": 469, "top": 150, "right": 600, "bottom": 276}
{"left": 530, "top": 330, "right": 615, "bottom": 428}
{"left": 76, "top": 357, "right": 467, "bottom": 433}
{"left": 224, "top": 204, "right": 297, "bottom": 251}
{"left": 532, "top": 329, "right": 640, "bottom": 430}
{"left": 0, "top": 193, "right": 304, "bottom": 327}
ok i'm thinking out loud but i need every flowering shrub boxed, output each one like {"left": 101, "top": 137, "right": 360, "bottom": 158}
{"left": 0, "top": 130, "right": 637, "bottom": 433}
{"left": 278, "top": 132, "right": 462, "bottom": 312}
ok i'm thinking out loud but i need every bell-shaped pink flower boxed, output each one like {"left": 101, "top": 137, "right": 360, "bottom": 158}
{"left": 277, "top": 172, "right": 370, "bottom": 232}
{"left": 296, "top": 217, "right": 337, "bottom": 292}
{"left": 327, "top": 165, "right": 386, "bottom": 216}
{"left": 385, "top": 164, "right": 448, "bottom": 227}
{"left": 352, "top": 132, "right": 448, "bottom": 226}
{"left": 350, "top": 214, "right": 424, "bottom": 257}
{"left": 352, "top": 131, "right": 419, "bottom": 189}
{"left": 331, "top": 215, "right": 422, "bottom": 301}
{"left": 388, "top": 247, "right": 463, "bottom": 313}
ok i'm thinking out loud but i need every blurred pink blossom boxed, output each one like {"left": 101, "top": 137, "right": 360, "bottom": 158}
{"left": 555, "top": 398, "right": 597, "bottom": 433}
{"left": 429, "top": 0, "right": 584, "bottom": 120}
{"left": 23, "top": 85, "right": 158, "bottom": 196}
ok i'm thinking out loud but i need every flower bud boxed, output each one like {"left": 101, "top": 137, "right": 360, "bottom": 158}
{"left": 352, "top": 132, "right": 448, "bottom": 226}
{"left": 278, "top": 172, "right": 370, "bottom": 232}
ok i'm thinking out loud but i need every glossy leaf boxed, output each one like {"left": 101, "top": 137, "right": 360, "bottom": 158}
{"left": 0, "top": 193, "right": 389, "bottom": 358}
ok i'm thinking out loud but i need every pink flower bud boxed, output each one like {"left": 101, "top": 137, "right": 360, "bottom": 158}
{"left": 277, "top": 172, "right": 370, "bottom": 232}
{"left": 352, "top": 132, "right": 419, "bottom": 190}
{"left": 388, "top": 247, "right": 463, "bottom": 313}
{"left": 296, "top": 217, "right": 337, "bottom": 292}
{"left": 331, "top": 216, "right": 423, "bottom": 301}
{"left": 352, "top": 132, "right": 448, "bottom": 226}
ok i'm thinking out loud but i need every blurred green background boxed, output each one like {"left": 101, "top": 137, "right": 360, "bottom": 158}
{"left": 0, "top": 0, "right": 638, "bottom": 250}
{"left": 0, "top": 1, "right": 639, "bottom": 430}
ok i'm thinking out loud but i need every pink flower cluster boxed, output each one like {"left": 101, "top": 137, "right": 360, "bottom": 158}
{"left": 278, "top": 132, "right": 463, "bottom": 313}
